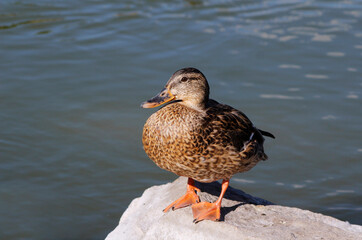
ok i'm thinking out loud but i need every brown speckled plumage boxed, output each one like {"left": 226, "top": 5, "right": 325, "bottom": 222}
{"left": 142, "top": 68, "right": 274, "bottom": 183}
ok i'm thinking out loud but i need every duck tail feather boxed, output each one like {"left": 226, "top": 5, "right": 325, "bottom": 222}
{"left": 259, "top": 129, "right": 275, "bottom": 139}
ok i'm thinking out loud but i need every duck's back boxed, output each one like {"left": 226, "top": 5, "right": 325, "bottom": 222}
{"left": 142, "top": 100, "right": 267, "bottom": 182}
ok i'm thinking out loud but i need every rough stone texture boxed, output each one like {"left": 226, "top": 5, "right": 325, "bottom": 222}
{"left": 106, "top": 177, "right": 362, "bottom": 240}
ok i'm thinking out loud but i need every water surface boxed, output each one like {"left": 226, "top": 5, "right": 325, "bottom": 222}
{"left": 1, "top": 0, "right": 362, "bottom": 239}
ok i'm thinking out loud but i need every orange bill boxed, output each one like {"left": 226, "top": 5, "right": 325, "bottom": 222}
{"left": 141, "top": 88, "right": 175, "bottom": 108}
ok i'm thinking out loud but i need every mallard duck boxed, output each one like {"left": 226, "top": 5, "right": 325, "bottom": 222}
{"left": 141, "top": 67, "right": 274, "bottom": 223}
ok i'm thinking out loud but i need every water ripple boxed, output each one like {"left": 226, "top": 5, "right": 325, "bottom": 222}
{"left": 260, "top": 94, "right": 304, "bottom": 100}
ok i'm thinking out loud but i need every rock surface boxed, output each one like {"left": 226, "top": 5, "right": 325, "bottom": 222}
{"left": 106, "top": 177, "right": 362, "bottom": 240}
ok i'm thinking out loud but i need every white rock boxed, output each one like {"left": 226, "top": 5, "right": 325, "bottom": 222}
{"left": 106, "top": 177, "right": 362, "bottom": 240}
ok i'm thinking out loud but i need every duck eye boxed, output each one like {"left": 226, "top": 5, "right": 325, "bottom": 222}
{"left": 181, "top": 77, "right": 188, "bottom": 82}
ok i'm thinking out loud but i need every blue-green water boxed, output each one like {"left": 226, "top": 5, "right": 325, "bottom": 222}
{"left": 1, "top": 0, "right": 361, "bottom": 239}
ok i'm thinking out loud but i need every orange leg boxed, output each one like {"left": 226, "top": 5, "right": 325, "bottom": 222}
{"left": 163, "top": 178, "right": 200, "bottom": 212}
{"left": 191, "top": 179, "right": 229, "bottom": 223}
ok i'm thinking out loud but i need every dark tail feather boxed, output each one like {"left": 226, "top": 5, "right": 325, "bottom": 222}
{"left": 259, "top": 129, "right": 275, "bottom": 139}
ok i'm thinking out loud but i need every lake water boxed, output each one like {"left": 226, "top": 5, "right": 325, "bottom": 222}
{"left": 1, "top": 0, "right": 361, "bottom": 239}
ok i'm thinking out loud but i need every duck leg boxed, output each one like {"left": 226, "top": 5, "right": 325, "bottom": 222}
{"left": 163, "top": 178, "right": 200, "bottom": 212}
{"left": 191, "top": 179, "right": 229, "bottom": 223}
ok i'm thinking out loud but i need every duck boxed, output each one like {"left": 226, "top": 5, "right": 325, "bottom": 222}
{"left": 141, "top": 67, "right": 274, "bottom": 223}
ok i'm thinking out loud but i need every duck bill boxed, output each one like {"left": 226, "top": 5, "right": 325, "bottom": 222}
{"left": 141, "top": 88, "right": 175, "bottom": 108}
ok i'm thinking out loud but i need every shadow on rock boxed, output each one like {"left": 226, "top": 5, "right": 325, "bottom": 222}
{"left": 194, "top": 180, "right": 274, "bottom": 221}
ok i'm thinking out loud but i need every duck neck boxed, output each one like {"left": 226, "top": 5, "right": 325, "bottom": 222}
{"left": 180, "top": 97, "right": 208, "bottom": 111}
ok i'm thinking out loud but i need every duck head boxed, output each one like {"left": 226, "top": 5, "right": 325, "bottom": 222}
{"left": 141, "top": 67, "right": 210, "bottom": 110}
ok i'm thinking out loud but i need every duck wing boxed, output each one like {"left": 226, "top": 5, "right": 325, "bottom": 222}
{"left": 203, "top": 100, "right": 259, "bottom": 152}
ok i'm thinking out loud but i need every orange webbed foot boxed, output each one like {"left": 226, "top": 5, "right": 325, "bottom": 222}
{"left": 163, "top": 178, "right": 201, "bottom": 213}
{"left": 163, "top": 189, "right": 200, "bottom": 212}
{"left": 191, "top": 202, "right": 221, "bottom": 223}
{"left": 191, "top": 179, "right": 230, "bottom": 223}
